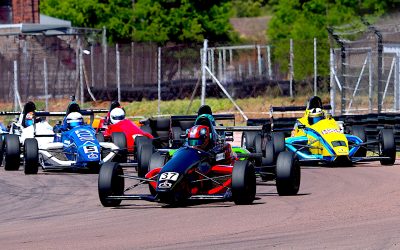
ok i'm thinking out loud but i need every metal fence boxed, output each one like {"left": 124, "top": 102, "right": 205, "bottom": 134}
{"left": 0, "top": 32, "right": 330, "bottom": 111}
{"left": 329, "top": 21, "right": 400, "bottom": 115}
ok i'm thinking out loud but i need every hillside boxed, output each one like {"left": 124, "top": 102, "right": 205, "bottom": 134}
{"left": 230, "top": 16, "right": 271, "bottom": 43}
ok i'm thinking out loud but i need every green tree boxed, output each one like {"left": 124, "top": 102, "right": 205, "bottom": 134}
{"left": 41, "top": 0, "right": 135, "bottom": 43}
{"left": 41, "top": 0, "right": 238, "bottom": 44}
{"left": 132, "top": 0, "right": 237, "bottom": 44}
{"left": 267, "top": 0, "right": 400, "bottom": 82}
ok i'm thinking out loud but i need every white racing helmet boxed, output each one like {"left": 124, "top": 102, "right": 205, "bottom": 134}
{"left": 66, "top": 112, "right": 84, "bottom": 128}
{"left": 110, "top": 108, "right": 125, "bottom": 124}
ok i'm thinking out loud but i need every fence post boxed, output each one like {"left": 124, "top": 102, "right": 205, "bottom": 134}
{"left": 314, "top": 38, "right": 317, "bottom": 96}
{"left": 257, "top": 45, "right": 262, "bottom": 76}
{"left": 289, "top": 39, "right": 294, "bottom": 98}
{"left": 43, "top": 58, "right": 48, "bottom": 111}
{"left": 157, "top": 47, "right": 161, "bottom": 114}
{"left": 330, "top": 49, "right": 335, "bottom": 115}
{"left": 90, "top": 45, "right": 94, "bottom": 87}
{"left": 131, "top": 42, "right": 135, "bottom": 87}
{"left": 13, "top": 60, "right": 21, "bottom": 111}
{"left": 102, "top": 26, "right": 107, "bottom": 87}
{"left": 368, "top": 51, "right": 373, "bottom": 112}
{"left": 79, "top": 47, "right": 84, "bottom": 106}
{"left": 396, "top": 54, "right": 400, "bottom": 111}
{"left": 201, "top": 39, "right": 208, "bottom": 105}
{"left": 116, "top": 44, "right": 121, "bottom": 103}
{"left": 267, "top": 45, "right": 272, "bottom": 80}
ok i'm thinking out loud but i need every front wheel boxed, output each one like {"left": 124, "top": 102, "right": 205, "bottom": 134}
{"left": 4, "top": 134, "right": 20, "bottom": 171}
{"left": 24, "top": 138, "right": 39, "bottom": 175}
{"left": 98, "top": 162, "right": 124, "bottom": 207}
{"left": 276, "top": 151, "right": 300, "bottom": 196}
{"left": 379, "top": 129, "right": 396, "bottom": 165}
{"left": 232, "top": 160, "right": 256, "bottom": 205}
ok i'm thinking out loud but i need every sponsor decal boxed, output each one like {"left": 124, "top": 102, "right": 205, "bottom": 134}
{"left": 87, "top": 153, "right": 99, "bottom": 159}
{"left": 75, "top": 129, "right": 95, "bottom": 141}
{"left": 216, "top": 153, "right": 225, "bottom": 161}
{"left": 321, "top": 128, "right": 341, "bottom": 135}
{"left": 159, "top": 172, "right": 179, "bottom": 181}
{"left": 158, "top": 181, "right": 172, "bottom": 188}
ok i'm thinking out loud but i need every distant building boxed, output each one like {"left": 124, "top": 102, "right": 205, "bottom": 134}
{"left": 0, "top": 0, "right": 40, "bottom": 24}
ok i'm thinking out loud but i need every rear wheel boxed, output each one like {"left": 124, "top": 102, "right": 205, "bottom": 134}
{"left": 379, "top": 129, "right": 396, "bottom": 165}
{"left": 232, "top": 160, "right": 256, "bottom": 205}
{"left": 134, "top": 136, "right": 152, "bottom": 159}
{"left": 241, "top": 132, "right": 258, "bottom": 152}
{"left": 170, "top": 127, "right": 183, "bottom": 148}
{"left": 0, "top": 135, "right": 4, "bottom": 167}
{"left": 272, "top": 132, "right": 286, "bottom": 155}
{"left": 98, "top": 162, "right": 124, "bottom": 207}
{"left": 262, "top": 141, "right": 275, "bottom": 166}
{"left": 96, "top": 133, "right": 105, "bottom": 142}
{"left": 24, "top": 138, "right": 39, "bottom": 175}
{"left": 352, "top": 125, "right": 367, "bottom": 157}
{"left": 4, "top": 134, "right": 20, "bottom": 171}
{"left": 111, "top": 132, "right": 127, "bottom": 163}
{"left": 276, "top": 151, "right": 300, "bottom": 196}
{"left": 253, "top": 134, "right": 263, "bottom": 166}
{"left": 137, "top": 144, "right": 154, "bottom": 178}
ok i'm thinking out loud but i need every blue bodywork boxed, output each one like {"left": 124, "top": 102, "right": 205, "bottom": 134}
{"left": 285, "top": 131, "right": 363, "bottom": 163}
{"left": 54, "top": 124, "right": 101, "bottom": 168}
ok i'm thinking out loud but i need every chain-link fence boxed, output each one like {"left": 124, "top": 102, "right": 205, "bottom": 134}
{"left": 0, "top": 33, "right": 329, "bottom": 109}
{"left": 329, "top": 21, "right": 400, "bottom": 115}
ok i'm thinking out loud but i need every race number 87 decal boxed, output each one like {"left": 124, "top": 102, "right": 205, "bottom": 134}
{"left": 159, "top": 172, "right": 179, "bottom": 181}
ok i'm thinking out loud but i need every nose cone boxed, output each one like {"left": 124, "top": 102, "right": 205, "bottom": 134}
{"left": 334, "top": 146, "right": 349, "bottom": 156}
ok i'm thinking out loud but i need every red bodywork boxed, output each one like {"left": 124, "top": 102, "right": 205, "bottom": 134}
{"left": 97, "top": 119, "right": 153, "bottom": 152}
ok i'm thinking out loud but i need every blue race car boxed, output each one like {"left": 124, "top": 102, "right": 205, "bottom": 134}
{"left": 16, "top": 102, "right": 125, "bottom": 174}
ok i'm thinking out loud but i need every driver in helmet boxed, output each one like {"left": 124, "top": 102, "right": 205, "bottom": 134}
{"left": 109, "top": 107, "right": 125, "bottom": 124}
{"left": 66, "top": 112, "right": 84, "bottom": 129}
{"left": 24, "top": 112, "right": 34, "bottom": 127}
{"left": 187, "top": 125, "right": 211, "bottom": 151}
{"left": 308, "top": 107, "right": 325, "bottom": 125}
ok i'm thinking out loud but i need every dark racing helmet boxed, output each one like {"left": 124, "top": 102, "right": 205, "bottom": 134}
{"left": 308, "top": 108, "right": 324, "bottom": 125}
{"left": 187, "top": 125, "right": 210, "bottom": 150}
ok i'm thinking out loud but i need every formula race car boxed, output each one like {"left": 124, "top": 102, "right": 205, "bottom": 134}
{"left": 2, "top": 101, "right": 123, "bottom": 174}
{"left": 98, "top": 141, "right": 257, "bottom": 206}
{"left": 248, "top": 96, "right": 396, "bottom": 167}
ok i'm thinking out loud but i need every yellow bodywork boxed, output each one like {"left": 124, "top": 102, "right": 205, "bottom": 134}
{"left": 291, "top": 110, "right": 349, "bottom": 157}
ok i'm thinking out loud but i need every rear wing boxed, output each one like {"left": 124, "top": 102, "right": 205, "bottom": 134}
{"left": 171, "top": 114, "right": 235, "bottom": 129}
{"left": 270, "top": 105, "right": 332, "bottom": 114}
{"left": 0, "top": 109, "right": 108, "bottom": 125}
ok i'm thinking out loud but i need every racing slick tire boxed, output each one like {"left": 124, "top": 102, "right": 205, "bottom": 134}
{"left": 0, "top": 135, "right": 4, "bottom": 167}
{"left": 24, "top": 138, "right": 39, "bottom": 175}
{"left": 4, "top": 134, "right": 20, "bottom": 171}
{"left": 241, "top": 131, "right": 258, "bottom": 152}
{"left": 137, "top": 143, "right": 154, "bottom": 178}
{"left": 379, "top": 129, "right": 396, "bottom": 165}
{"left": 262, "top": 141, "right": 275, "bottom": 166}
{"left": 272, "top": 132, "right": 286, "bottom": 155}
{"left": 140, "top": 125, "right": 152, "bottom": 134}
{"left": 98, "top": 162, "right": 124, "bottom": 207}
{"left": 148, "top": 152, "right": 167, "bottom": 195}
{"left": 149, "top": 152, "right": 167, "bottom": 171}
{"left": 276, "top": 151, "right": 300, "bottom": 196}
{"left": 352, "top": 125, "right": 367, "bottom": 157}
{"left": 232, "top": 160, "right": 256, "bottom": 205}
{"left": 253, "top": 134, "right": 263, "bottom": 166}
{"left": 96, "top": 133, "right": 105, "bottom": 142}
{"left": 170, "top": 126, "right": 184, "bottom": 148}
{"left": 134, "top": 136, "right": 152, "bottom": 159}
{"left": 111, "top": 132, "right": 128, "bottom": 163}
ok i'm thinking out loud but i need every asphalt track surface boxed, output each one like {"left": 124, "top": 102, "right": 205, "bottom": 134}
{"left": 1, "top": 159, "right": 400, "bottom": 250}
